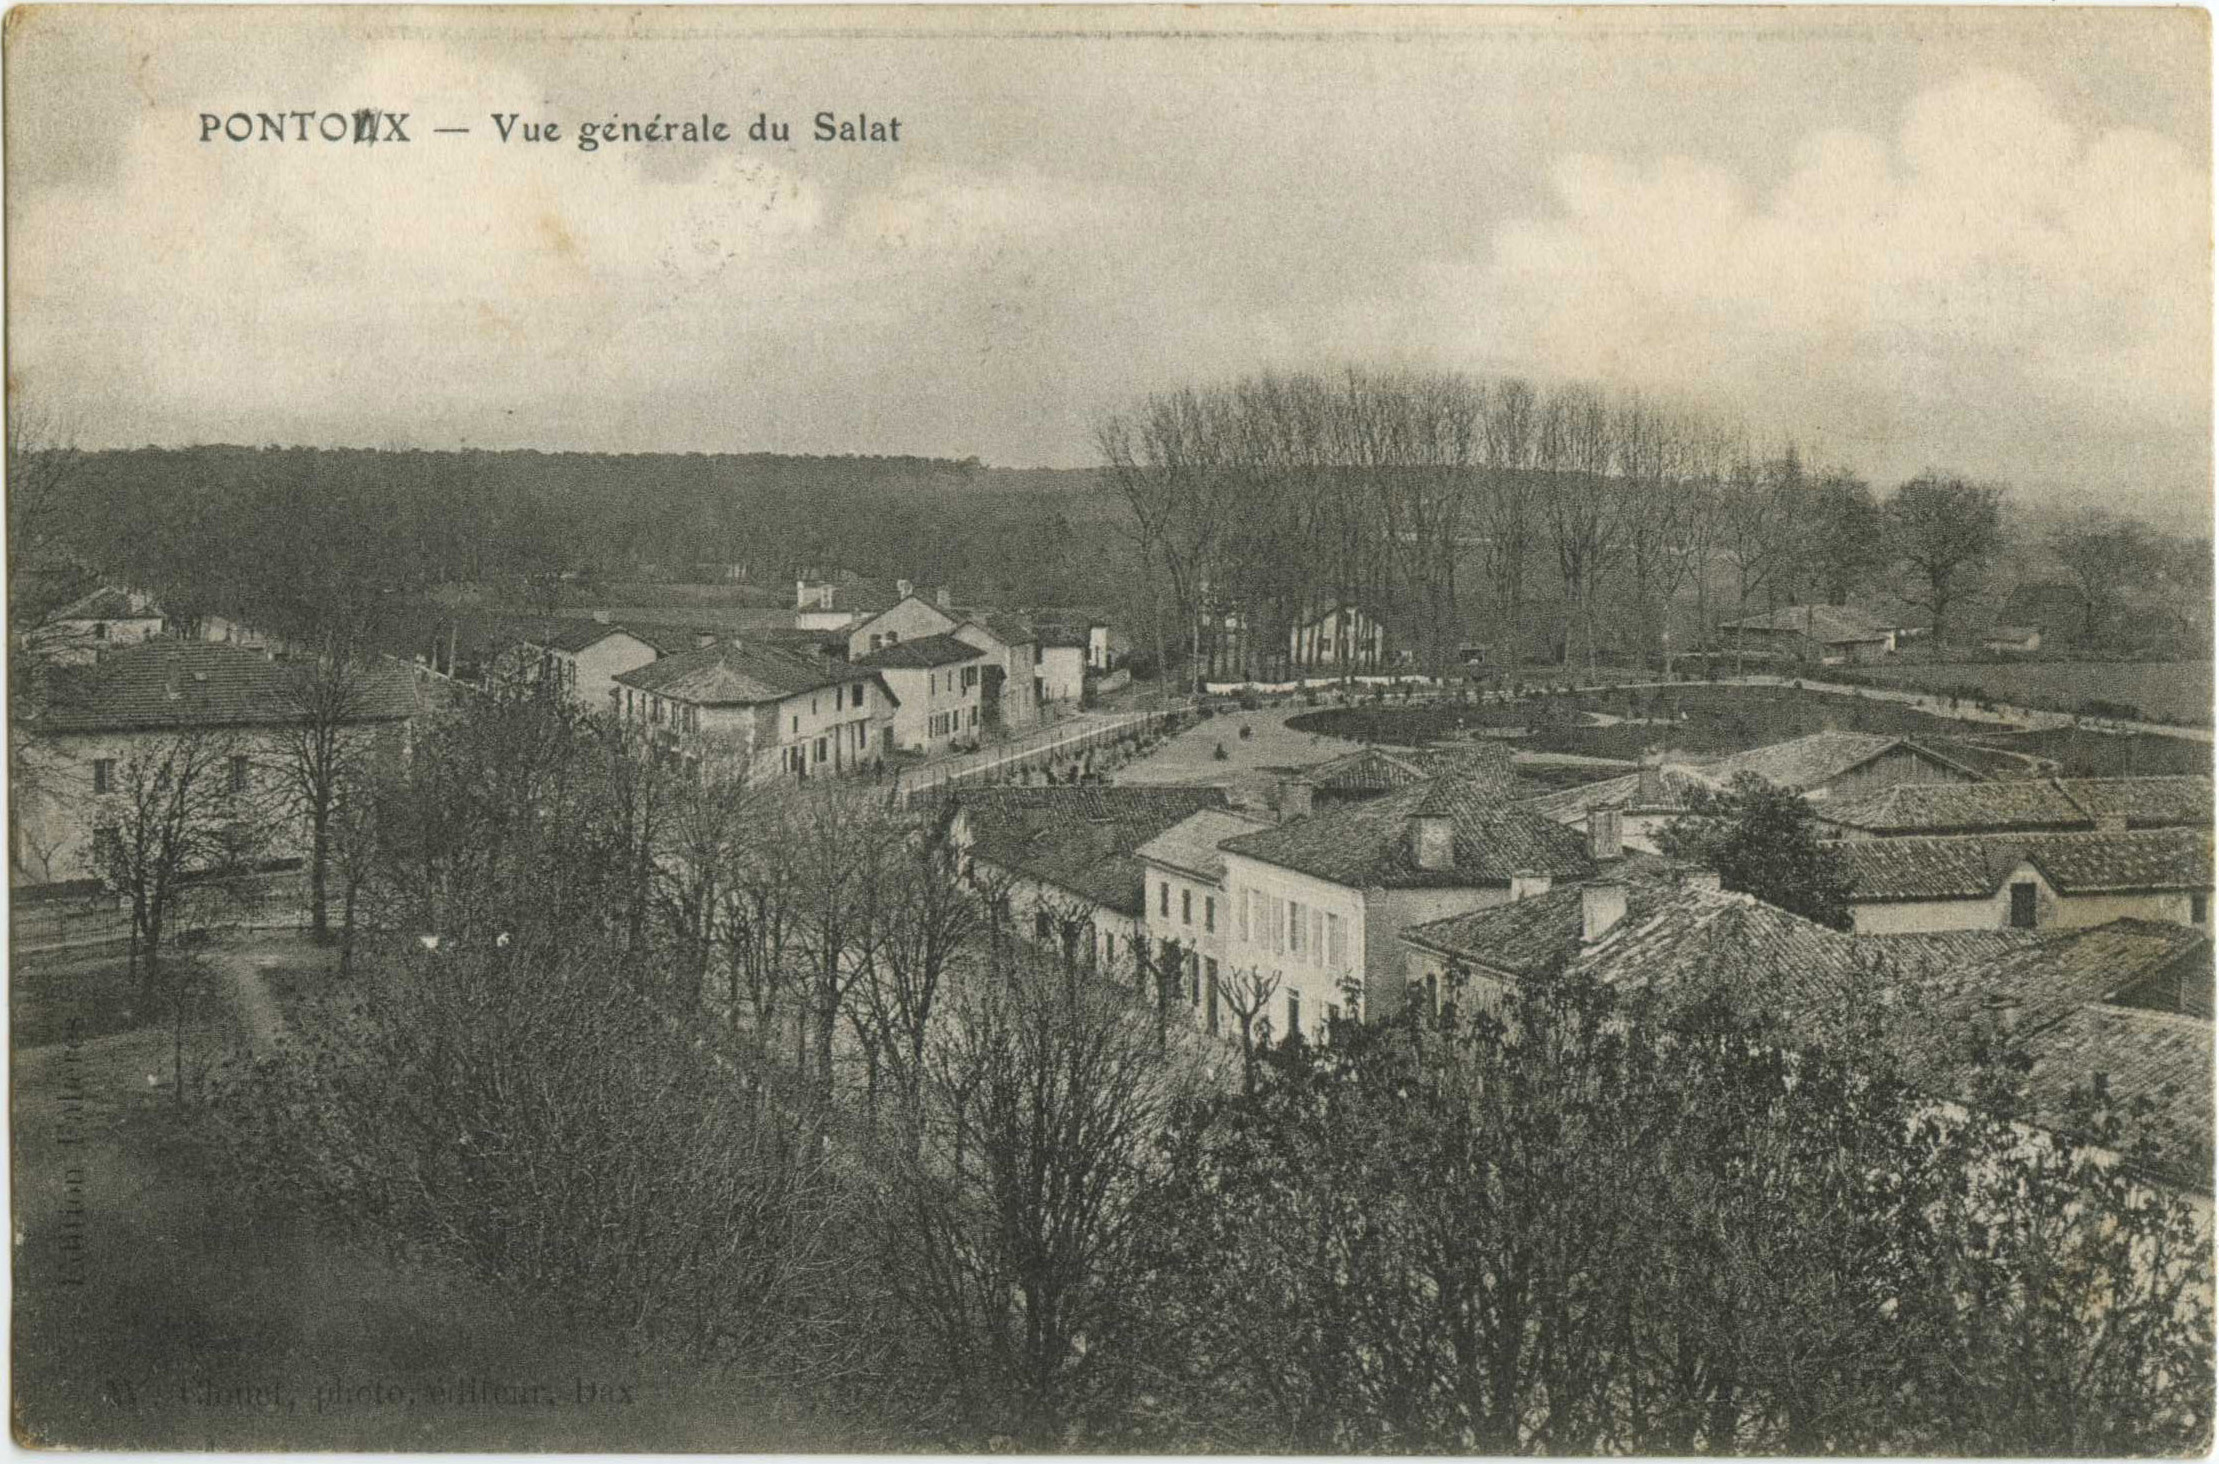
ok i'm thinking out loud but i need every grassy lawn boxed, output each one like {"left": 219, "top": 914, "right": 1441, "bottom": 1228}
{"left": 11, "top": 948, "right": 176, "bottom": 1049}
{"left": 1961, "top": 727, "right": 2213, "bottom": 780}
{"left": 1114, "top": 703, "right": 1366, "bottom": 793}
{"left": 1850, "top": 659, "right": 2214, "bottom": 726}
{"left": 1291, "top": 686, "right": 1992, "bottom": 764}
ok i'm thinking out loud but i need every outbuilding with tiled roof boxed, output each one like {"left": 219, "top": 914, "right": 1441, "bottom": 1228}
{"left": 1836, "top": 827, "right": 2213, "bottom": 937}
{"left": 612, "top": 640, "right": 899, "bottom": 782}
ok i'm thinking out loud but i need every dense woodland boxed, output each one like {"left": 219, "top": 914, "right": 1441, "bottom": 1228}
{"left": 25, "top": 383, "right": 2210, "bottom": 691}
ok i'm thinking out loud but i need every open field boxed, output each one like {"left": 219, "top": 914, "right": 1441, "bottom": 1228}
{"left": 1961, "top": 727, "right": 2214, "bottom": 780}
{"left": 1288, "top": 686, "right": 1991, "bottom": 764}
{"left": 10, "top": 947, "right": 181, "bottom": 1048}
{"left": 1851, "top": 660, "right": 2214, "bottom": 725}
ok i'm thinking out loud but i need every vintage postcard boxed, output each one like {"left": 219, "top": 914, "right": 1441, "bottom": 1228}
{"left": 7, "top": 4, "right": 2213, "bottom": 1452}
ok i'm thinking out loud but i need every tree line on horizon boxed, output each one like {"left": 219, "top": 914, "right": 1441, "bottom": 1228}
{"left": 1098, "top": 367, "right": 2213, "bottom": 683}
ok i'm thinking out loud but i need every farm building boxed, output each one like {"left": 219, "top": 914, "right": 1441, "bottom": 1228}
{"left": 1714, "top": 604, "right": 1912, "bottom": 664}
{"left": 1817, "top": 775, "right": 2214, "bottom": 839}
{"left": 1835, "top": 827, "right": 2214, "bottom": 936}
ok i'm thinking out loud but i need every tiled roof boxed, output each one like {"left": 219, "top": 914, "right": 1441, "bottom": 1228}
{"left": 1704, "top": 732, "right": 1955, "bottom": 793}
{"left": 55, "top": 586, "right": 162, "bottom": 621}
{"left": 1821, "top": 776, "right": 2214, "bottom": 836}
{"left": 38, "top": 641, "right": 419, "bottom": 734}
{"left": 1819, "top": 778, "right": 2093, "bottom": 835}
{"left": 524, "top": 621, "right": 659, "bottom": 655}
{"left": 1134, "top": 808, "right": 1276, "bottom": 883}
{"left": 1221, "top": 772, "right": 1596, "bottom": 889}
{"left": 2020, "top": 1005, "right": 2213, "bottom": 1186}
{"left": 1842, "top": 829, "right": 2212, "bottom": 902}
{"left": 2059, "top": 776, "right": 2213, "bottom": 828}
{"left": 1523, "top": 764, "right": 1717, "bottom": 822}
{"left": 803, "top": 579, "right": 901, "bottom": 613}
{"left": 611, "top": 640, "right": 882, "bottom": 705}
{"left": 1403, "top": 857, "right": 1681, "bottom": 977}
{"left": 855, "top": 634, "right": 986, "bottom": 670}
{"left": 956, "top": 786, "right": 1232, "bottom": 914}
{"left": 1465, "top": 883, "right": 2213, "bottom": 1184}
{"left": 956, "top": 610, "right": 1037, "bottom": 647}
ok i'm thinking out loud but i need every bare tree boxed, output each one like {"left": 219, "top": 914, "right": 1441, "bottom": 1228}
{"left": 2046, "top": 506, "right": 2155, "bottom": 647}
{"left": 1217, "top": 963, "right": 1282, "bottom": 1094}
{"left": 89, "top": 727, "right": 264, "bottom": 998}
{"left": 1887, "top": 473, "right": 2007, "bottom": 645}
{"left": 272, "top": 634, "right": 402, "bottom": 941}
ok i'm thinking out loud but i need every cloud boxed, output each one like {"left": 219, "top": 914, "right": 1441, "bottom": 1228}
{"left": 1447, "top": 68, "right": 2210, "bottom": 497}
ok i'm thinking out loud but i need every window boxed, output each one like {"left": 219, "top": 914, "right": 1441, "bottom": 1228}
{"left": 229, "top": 755, "right": 249, "bottom": 793}
{"left": 1287, "top": 991, "right": 1302, "bottom": 1040}
{"left": 2009, "top": 881, "right": 2038, "bottom": 929}
{"left": 1189, "top": 951, "right": 1201, "bottom": 1004}
{"left": 1035, "top": 910, "right": 1052, "bottom": 941}
{"left": 92, "top": 758, "right": 114, "bottom": 795}
{"left": 93, "top": 824, "right": 120, "bottom": 867}
{"left": 791, "top": 715, "right": 799, "bottom": 734}
{"left": 1204, "top": 958, "right": 1220, "bottom": 1033}
{"left": 1181, "top": 889, "right": 1192, "bottom": 925}
{"left": 93, "top": 622, "right": 108, "bottom": 641}
{"left": 815, "top": 737, "right": 827, "bottom": 764}
{"left": 1288, "top": 900, "right": 1304, "bottom": 955}
{"left": 1326, "top": 913, "right": 1344, "bottom": 967}
{"left": 852, "top": 683, "right": 865, "bottom": 709}
{"left": 1204, "top": 896, "right": 1215, "bottom": 933}
{"left": 1238, "top": 890, "right": 1249, "bottom": 942}
{"left": 1160, "top": 882, "right": 1171, "bottom": 917}
{"left": 2195, "top": 894, "right": 2209, "bottom": 925}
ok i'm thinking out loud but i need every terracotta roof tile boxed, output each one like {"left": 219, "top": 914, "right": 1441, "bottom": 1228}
{"left": 612, "top": 640, "right": 881, "bottom": 705}
{"left": 955, "top": 786, "right": 1232, "bottom": 913}
{"left": 39, "top": 641, "right": 418, "bottom": 734}
{"left": 1134, "top": 808, "right": 1276, "bottom": 883}
{"left": 1221, "top": 772, "right": 1596, "bottom": 889}
{"left": 855, "top": 633, "right": 986, "bottom": 670}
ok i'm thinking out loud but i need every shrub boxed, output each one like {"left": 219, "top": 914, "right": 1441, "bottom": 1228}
{"left": 1213, "top": 742, "right": 1229, "bottom": 762}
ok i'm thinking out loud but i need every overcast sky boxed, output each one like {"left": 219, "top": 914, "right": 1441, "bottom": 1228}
{"left": 7, "top": 7, "right": 2210, "bottom": 520}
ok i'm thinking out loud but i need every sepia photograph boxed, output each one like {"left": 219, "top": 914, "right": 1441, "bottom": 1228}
{"left": 6, "top": 4, "right": 2214, "bottom": 1451}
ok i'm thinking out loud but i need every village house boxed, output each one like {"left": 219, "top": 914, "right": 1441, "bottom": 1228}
{"left": 610, "top": 639, "right": 898, "bottom": 780}
{"left": 36, "top": 585, "right": 168, "bottom": 664}
{"left": 1522, "top": 762, "right": 1718, "bottom": 852}
{"left": 505, "top": 621, "right": 664, "bottom": 713}
{"left": 794, "top": 574, "right": 904, "bottom": 632}
{"left": 853, "top": 633, "right": 992, "bottom": 756}
{"left": 1288, "top": 603, "right": 1387, "bottom": 672}
{"left": 843, "top": 587, "right": 961, "bottom": 656}
{"left": 943, "top": 785, "right": 1232, "bottom": 987}
{"left": 1032, "top": 625, "right": 1089, "bottom": 708}
{"left": 1715, "top": 604, "right": 1913, "bottom": 665}
{"left": 1834, "top": 827, "right": 2214, "bottom": 936}
{"left": 1135, "top": 807, "right": 1276, "bottom": 1034}
{"left": 1210, "top": 771, "right": 1601, "bottom": 1037}
{"left": 951, "top": 611, "right": 1042, "bottom": 732}
{"left": 1817, "top": 775, "right": 2214, "bottom": 840}
{"left": 11, "top": 640, "right": 419, "bottom": 888}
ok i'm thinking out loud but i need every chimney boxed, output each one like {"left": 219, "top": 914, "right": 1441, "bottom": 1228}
{"left": 1409, "top": 812, "right": 1455, "bottom": 871}
{"left": 694, "top": 628, "right": 716, "bottom": 649}
{"left": 796, "top": 577, "right": 808, "bottom": 607}
{"left": 1581, "top": 882, "right": 1627, "bottom": 942}
{"left": 591, "top": 610, "right": 610, "bottom": 624}
{"left": 897, "top": 578, "right": 913, "bottom": 599}
{"left": 1638, "top": 761, "right": 1664, "bottom": 804}
{"left": 1681, "top": 868, "right": 1722, "bottom": 893}
{"left": 1987, "top": 994, "right": 2023, "bottom": 1034}
{"left": 937, "top": 586, "right": 952, "bottom": 609}
{"left": 1586, "top": 806, "right": 1623, "bottom": 862}
{"left": 1279, "top": 779, "right": 1315, "bottom": 819}
{"left": 2094, "top": 813, "right": 2128, "bottom": 833}
{"left": 1509, "top": 872, "right": 1553, "bottom": 902}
